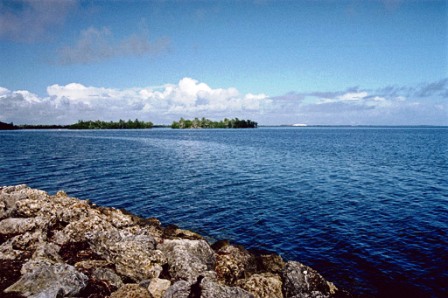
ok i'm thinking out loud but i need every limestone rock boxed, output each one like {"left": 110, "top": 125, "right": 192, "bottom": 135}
{"left": 252, "top": 251, "right": 286, "bottom": 274}
{"left": 9, "top": 230, "right": 46, "bottom": 251}
{"left": 162, "top": 280, "right": 191, "bottom": 298}
{"left": 163, "top": 224, "right": 204, "bottom": 240}
{"left": 201, "top": 277, "right": 254, "bottom": 298}
{"left": 89, "top": 230, "right": 164, "bottom": 281}
{"left": 5, "top": 261, "right": 88, "bottom": 297}
{"left": 282, "top": 261, "right": 338, "bottom": 298}
{"left": 0, "top": 185, "right": 346, "bottom": 297}
{"left": 147, "top": 278, "right": 171, "bottom": 298}
{"left": 159, "top": 239, "right": 216, "bottom": 282}
{"left": 110, "top": 283, "right": 151, "bottom": 298}
{"left": 214, "top": 242, "right": 253, "bottom": 285}
{"left": 92, "top": 267, "right": 124, "bottom": 289}
{"left": 0, "top": 217, "right": 40, "bottom": 235}
{"left": 97, "top": 206, "right": 137, "bottom": 228}
{"left": 237, "top": 273, "right": 283, "bottom": 298}
{"left": 75, "top": 259, "right": 112, "bottom": 271}
{"left": 32, "top": 242, "right": 62, "bottom": 263}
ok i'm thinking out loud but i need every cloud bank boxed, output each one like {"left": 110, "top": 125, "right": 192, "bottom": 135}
{"left": 0, "top": 78, "right": 269, "bottom": 125}
{"left": 1, "top": 78, "right": 446, "bottom": 126}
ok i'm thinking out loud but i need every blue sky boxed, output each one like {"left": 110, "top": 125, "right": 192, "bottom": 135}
{"left": 0, "top": 0, "right": 447, "bottom": 125}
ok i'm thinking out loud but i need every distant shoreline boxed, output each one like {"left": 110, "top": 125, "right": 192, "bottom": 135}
{"left": 1, "top": 121, "right": 446, "bottom": 131}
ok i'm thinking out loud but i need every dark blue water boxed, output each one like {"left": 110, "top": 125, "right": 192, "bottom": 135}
{"left": 0, "top": 127, "right": 447, "bottom": 297}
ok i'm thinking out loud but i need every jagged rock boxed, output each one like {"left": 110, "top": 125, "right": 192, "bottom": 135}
{"left": 163, "top": 224, "right": 204, "bottom": 240}
{"left": 214, "top": 241, "right": 254, "bottom": 284}
{"left": 201, "top": 277, "right": 255, "bottom": 298}
{"left": 5, "top": 261, "right": 88, "bottom": 297}
{"left": 237, "top": 273, "right": 283, "bottom": 298}
{"left": 89, "top": 230, "right": 164, "bottom": 282}
{"left": 96, "top": 207, "right": 137, "bottom": 228}
{"left": 9, "top": 230, "right": 46, "bottom": 251}
{"left": 159, "top": 239, "right": 216, "bottom": 282}
{"left": 0, "top": 230, "right": 44, "bottom": 261}
{"left": 252, "top": 251, "right": 286, "bottom": 274}
{"left": 0, "top": 186, "right": 346, "bottom": 298}
{"left": 110, "top": 283, "right": 151, "bottom": 298}
{"left": 147, "top": 278, "right": 171, "bottom": 298}
{"left": 52, "top": 212, "right": 115, "bottom": 245}
{"left": 32, "top": 242, "right": 62, "bottom": 263}
{"left": 75, "top": 259, "right": 112, "bottom": 271}
{"left": 282, "top": 261, "right": 338, "bottom": 298}
{"left": 0, "top": 218, "right": 40, "bottom": 235}
{"left": 92, "top": 267, "right": 124, "bottom": 289}
{"left": 162, "top": 280, "right": 191, "bottom": 298}
{"left": 0, "top": 201, "right": 7, "bottom": 220}
{"left": 0, "top": 241, "right": 22, "bottom": 260}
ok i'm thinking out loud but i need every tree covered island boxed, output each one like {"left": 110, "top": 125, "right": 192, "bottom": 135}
{"left": 1, "top": 119, "right": 153, "bottom": 130}
{"left": 171, "top": 117, "right": 257, "bottom": 129}
{"left": 69, "top": 119, "right": 153, "bottom": 129}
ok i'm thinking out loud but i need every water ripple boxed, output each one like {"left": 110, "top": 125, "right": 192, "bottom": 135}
{"left": 1, "top": 128, "right": 447, "bottom": 297}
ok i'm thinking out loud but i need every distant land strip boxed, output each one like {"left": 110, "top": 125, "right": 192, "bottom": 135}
{"left": 171, "top": 117, "right": 257, "bottom": 129}
{"left": 0, "top": 118, "right": 258, "bottom": 130}
{"left": 0, "top": 119, "right": 154, "bottom": 130}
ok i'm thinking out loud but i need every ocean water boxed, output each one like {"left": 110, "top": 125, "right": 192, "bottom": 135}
{"left": 0, "top": 127, "right": 447, "bottom": 297}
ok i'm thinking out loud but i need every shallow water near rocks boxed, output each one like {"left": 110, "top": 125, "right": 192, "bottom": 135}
{"left": 1, "top": 127, "right": 447, "bottom": 297}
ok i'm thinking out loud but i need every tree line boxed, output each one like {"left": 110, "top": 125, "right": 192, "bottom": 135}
{"left": 0, "top": 119, "right": 153, "bottom": 130}
{"left": 69, "top": 119, "right": 153, "bottom": 129}
{"left": 171, "top": 117, "right": 257, "bottom": 129}
{"left": 1, "top": 118, "right": 258, "bottom": 130}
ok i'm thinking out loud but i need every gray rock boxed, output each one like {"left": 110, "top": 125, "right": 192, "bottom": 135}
{"left": 32, "top": 242, "right": 62, "bottom": 263}
{"left": 201, "top": 277, "right": 255, "bottom": 298}
{"left": 0, "top": 217, "right": 39, "bottom": 235}
{"left": 89, "top": 229, "right": 164, "bottom": 281}
{"left": 5, "top": 261, "right": 88, "bottom": 297}
{"left": 0, "top": 240, "right": 22, "bottom": 260}
{"left": 10, "top": 230, "right": 46, "bottom": 251}
{"left": 281, "top": 261, "right": 338, "bottom": 298}
{"left": 92, "top": 267, "right": 124, "bottom": 289}
{"left": 0, "top": 185, "right": 50, "bottom": 217}
{"left": 162, "top": 280, "right": 191, "bottom": 298}
{"left": 0, "top": 185, "right": 346, "bottom": 298}
{"left": 159, "top": 239, "right": 216, "bottom": 282}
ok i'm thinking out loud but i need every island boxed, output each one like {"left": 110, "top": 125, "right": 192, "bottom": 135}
{"left": 0, "top": 185, "right": 349, "bottom": 298}
{"left": 0, "top": 119, "right": 153, "bottom": 130}
{"left": 0, "top": 121, "right": 17, "bottom": 130}
{"left": 171, "top": 118, "right": 258, "bottom": 129}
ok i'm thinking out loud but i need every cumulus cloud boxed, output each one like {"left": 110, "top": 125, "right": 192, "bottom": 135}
{"left": 56, "top": 26, "right": 170, "bottom": 64}
{"left": 0, "top": 78, "right": 269, "bottom": 125}
{"left": 1, "top": 78, "right": 446, "bottom": 126}
{"left": 0, "top": 0, "right": 76, "bottom": 42}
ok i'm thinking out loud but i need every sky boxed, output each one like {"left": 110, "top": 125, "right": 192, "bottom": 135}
{"left": 0, "top": 0, "right": 447, "bottom": 126}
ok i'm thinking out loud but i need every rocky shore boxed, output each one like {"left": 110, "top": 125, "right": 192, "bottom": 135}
{"left": 0, "top": 185, "right": 349, "bottom": 298}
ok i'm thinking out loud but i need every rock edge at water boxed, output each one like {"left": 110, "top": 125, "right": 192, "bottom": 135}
{"left": 0, "top": 185, "right": 349, "bottom": 298}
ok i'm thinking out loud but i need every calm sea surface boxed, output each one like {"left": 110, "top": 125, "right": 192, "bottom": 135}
{"left": 0, "top": 127, "right": 447, "bottom": 297}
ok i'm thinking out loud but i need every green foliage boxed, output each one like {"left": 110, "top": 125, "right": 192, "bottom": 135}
{"left": 69, "top": 119, "right": 153, "bottom": 129}
{"left": 171, "top": 117, "right": 257, "bottom": 129}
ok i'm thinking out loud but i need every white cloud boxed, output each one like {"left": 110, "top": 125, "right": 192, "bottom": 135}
{"left": 1, "top": 78, "right": 447, "bottom": 126}
{"left": 0, "top": 78, "right": 269, "bottom": 125}
{"left": 338, "top": 91, "right": 368, "bottom": 101}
